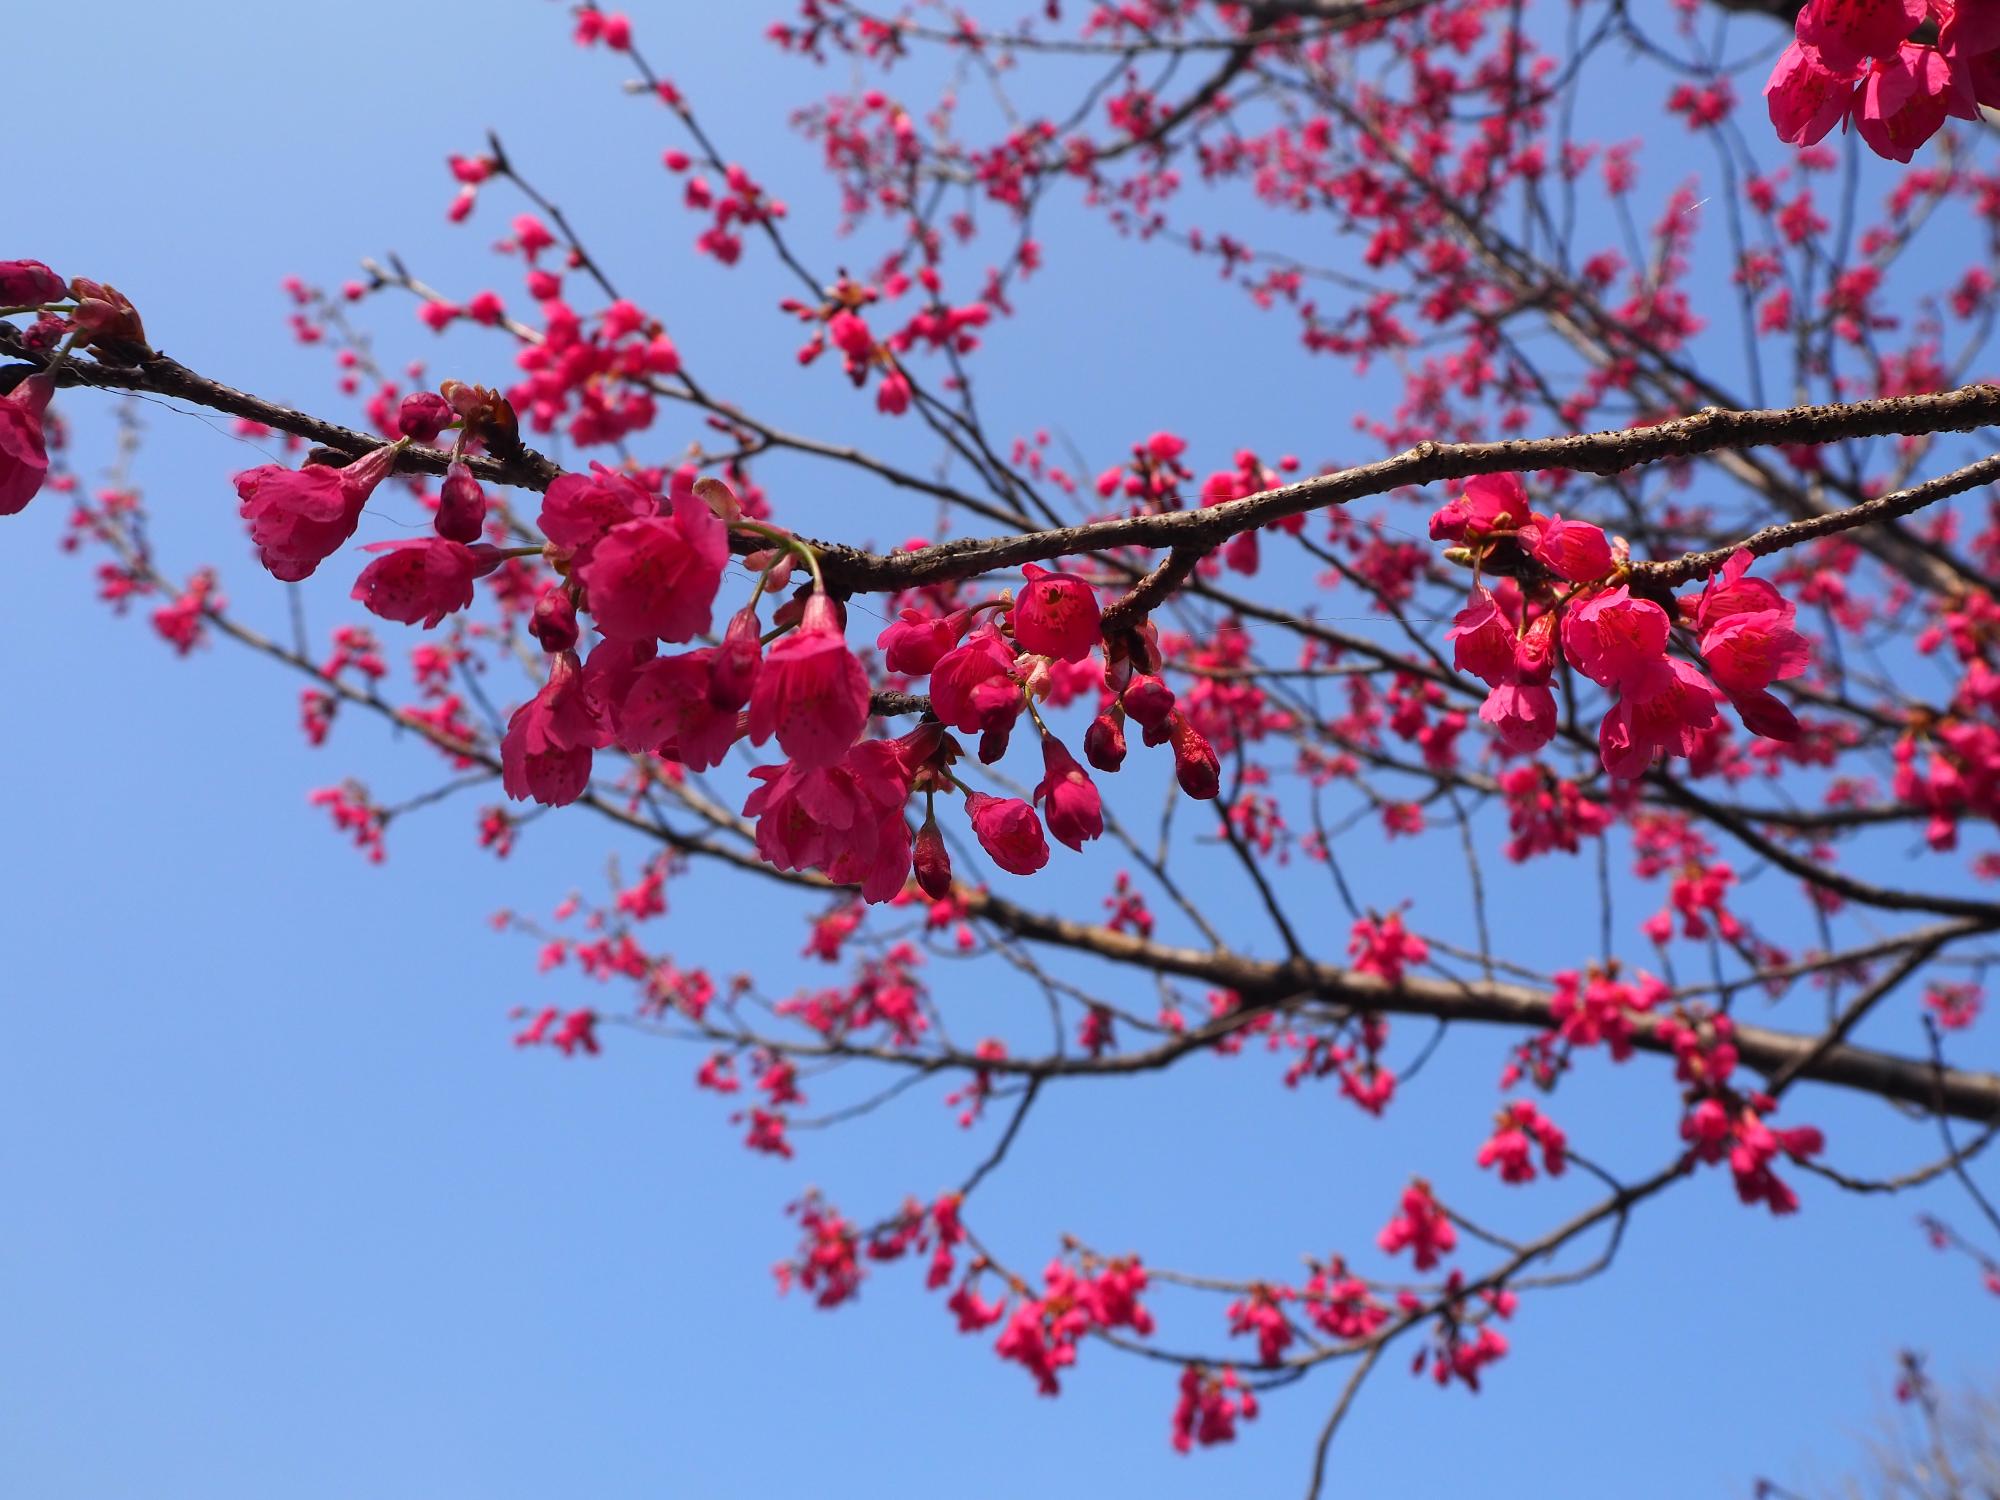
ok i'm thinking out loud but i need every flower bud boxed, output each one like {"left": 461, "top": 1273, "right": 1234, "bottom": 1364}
{"left": 710, "top": 606, "right": 762, "bottom": 710}
{"left": 0, "top": 260, "right": 66, "bottom": 304}
{"left": 1122, "top": 672, "right": 1176, "bottom": 730}
{"left": 1084, "top": 711, "right": 1127, "bottom": 773}
{"left": 435, "top": 461, "right": 488, "bottom": 543}
{"left": 67, "top": 277, "right": 148, "bottom": 348}
{"left": 913, "top": 815, "right": 953, "bottom": 899}
{"left": 399, "top": 391, "right": 457, "bottom": 444}
{"left": 1168, "top": 714, "right": 1220, "bottom": 800}
{"left": 530, "top": 585, "right": 580, "bottom": 653}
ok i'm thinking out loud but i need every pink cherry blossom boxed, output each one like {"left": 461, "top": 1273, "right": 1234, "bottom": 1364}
{"left": 575, "top": 495, "right": 728, "bottom": 643}
{"left": 1428, "top": 471, "right": 1530, "bottom": 542}
{"left": 1479, "top": 680, "right": 1558, "bottom": 754}
{"left": 501, "top": 650, "right": 611, "bottom": 807}
{"left": 350, "top": 538, "right": 502, "bottom": 628}
{"left": 529, "top": 586, "right": 580, "bottom": 653}
{"left": 1856, "top": 43, "right": 1960, "bottom": 163}
{"left": 1560, "top": 585, "right": 1670, "bottom": 692}
{"left": 537, "top": 464, "right": 659, "bottom": 564}
{"left": 929, "top": 626, "right": 1022, "bottom": 733}
{"left": 1524, "top": 513, "right": 1613, "bottom": 583}
{"left": 234, "top": 443, "right": 402, "bottom": 582}
{"left": 742, "top": 741, "right": 912, "bottom": 902}
{"left": 1689, "top": 549, "right": 1787, "bottom": 632}
{"left": 877, "top": 607, "right": 962, "bottom": 675}
{"left": 711, "top": 605, "right": 763, "bottom": 708}
{"left": 747, "top": 593, "right": 872, "bottom": 770}
{"left": 1798, "top": 0, "right": 1925, "bottom": 74}
{"left": 1700, "top": 609, "right": 1811, "bottom": 698}
{"left": 1766, "top": 41, "right": 1861, "bottom": 145}
{"left": 913, "top": 814, "right": 953, "bottom": 898}
{"left": 1121, "top": 672, "right": 1176, "bottom": 731}
{"left": 620, "top": 649, "right": 744, "bottom": 770}
{"left": 1349, "top": 911, "right": 1428, "bottom": 986}
{"left": 1378, "top": 1181, "right": 1456, "bottom": 1270}
{"left": 1012, "top": 563, "right": 1101, "bottom": 663}
{"left": 0, "top": 374, "right": 53, "bottom": 515}
{"left": 1446, "top": 588, "right": 1516, "bottom": 687}
{"left": 1084, "top": 712, "right": 1128, "bottom": 772}
{"left": 397, "top": 391, "right": 455, "bottom": 443}
{"left": 1598, "top": 657, "right": 1721, "bottom": 779}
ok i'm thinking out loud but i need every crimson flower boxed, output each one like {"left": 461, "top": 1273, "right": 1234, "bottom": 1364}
{"left": 747, "top": 593, "right": 872, "bottom": 770}
{"left": 234, "top": 442, "right": 402, "bottom": 582}
{"left": 0, "top": 374, "right": 53, "bottom": 516}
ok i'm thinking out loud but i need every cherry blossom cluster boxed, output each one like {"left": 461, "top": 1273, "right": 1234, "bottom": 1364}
{"left": 15, "top": 0, "right": 2000, "bottom": 1479}
{"left": 1766, "top": 1, "right": 1998, "bottom": 163}
{"left": 1437, "top": 473, "right": 1811, "bottom": 777}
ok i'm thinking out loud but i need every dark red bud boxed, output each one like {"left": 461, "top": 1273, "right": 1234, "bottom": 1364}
{"left": 435, "top": 461, "right": 488, "bottom": 543}
{"left": 1084, "top": 711, "right": 1127, "bottom": 773}
{"left": 710, "top": 607, "right": 763, "bottom": 710}
{"left": 1169, "top": 713, "right": 1220, "bottom": 800}
{"left": 400, "top": 392, "right": 458, "bottom": 445}
{"left": 1121, "top": 672, "right": 1176, "bottom": 731}
{"left": 913, "top": 817, "right": 953, "bottom": 899}
{"left": 530, "top": 585, "right": 579, "bottom": 653}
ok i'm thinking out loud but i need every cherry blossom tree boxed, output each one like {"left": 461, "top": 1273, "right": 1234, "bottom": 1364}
{"left": 7, "top": 0, "right": 2000, "bottom": 1489}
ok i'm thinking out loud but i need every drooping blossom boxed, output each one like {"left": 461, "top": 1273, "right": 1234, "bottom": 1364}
{"left": 1446, "top": 587, "right": 1516, "bottom": 687}
{"left": 747, "top": 592, "right": 872, "bottom": 770}
{"left": 1856, "top": 43, "right": 1962, "bottom": 162}
{"left": 1697, "top": 611, "right": 1807, "bottom": 693}
{"left": 1797, "top": 0, "right": 1925, "bottom": 75}
{"left": 1765, "top": 41, "right": 1857, "bottom": 146}
{"left": 1598, "top": 657, "right": 1721, "bottom": 779}
{"left": 350, "top": 538, "right": 502, "bottom": 628}
{"left": 1688, "top": 550, "right": 1810, "bottom": 739}
{"left": 1477, "top": 1102, "right": 1568, "bottom": 1184}
{"left": 711, "top": 605, "right": 763, "bottom": 708}
{"left": 501, "top": 649, "right": 611, "bottom": 807}
{"left": 966, "top": 792, "right": 1050, "bottom": 875}
{"left": 1479, "top": 680, "right": 1558, "bottom": 754}
{"left": 1011, "top": 563, "right": 1101, "bottom": 663}
{"left": 1084, "top": 712, "right": 1127, "bottom": 772}
{"left": 0, "top": 374, "right": 53, "bottom": 516}
{"left": 742, "top": 740, "right": 913, "bottom": 902}
{"left": 575, "top": 495, "right": 728, "bottom": 643}
{"left": 620, "top": 649, "right": 743, "bottom": 770}
{"left": 1349, "top": 911, "right": 1428, "bottom": 986}
{"left": 1034, "top": 735, "right": 1103, "bottom": 850}
{"left": 1560, "top": 586, "right": 1669, "bottom": 692}
{"left": 234, "top": 442, "right": 403, "bottom": 581}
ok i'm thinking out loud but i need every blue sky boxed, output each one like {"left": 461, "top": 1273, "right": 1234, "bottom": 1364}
{"left": 3, "top": 3, "right": 1996, "bottom": 1496}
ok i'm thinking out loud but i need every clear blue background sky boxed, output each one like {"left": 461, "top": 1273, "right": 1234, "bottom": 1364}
{"left": 4, "top": 4, "right": 1996, "bottom": 1496}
